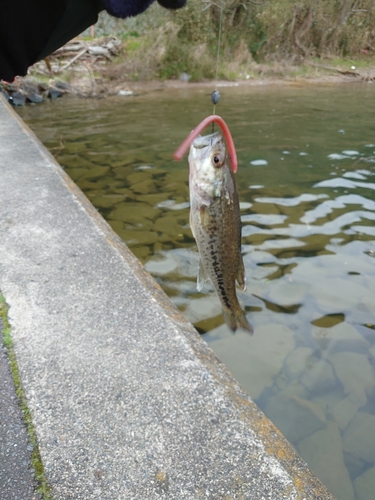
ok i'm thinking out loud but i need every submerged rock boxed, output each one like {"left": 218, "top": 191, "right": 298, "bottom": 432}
{"left": 297, "top": 421, "right": 355, "bottom": 500}
{"left": 264, "top": 392, "right": 326, "bottom": 443}
{"left": 329, "top": 351, "right": 375, "bottom": 397}
{"left": 342, "top": 412, "right": 375, "bottom": 463}
{"left": 205, "top": 323, "right": 295, "bottom": 400}
{"left": 300, "top": 357, "right": 337, "bottom": 394}
{"left": 354, "top": 465, "right": 375, "bottom": 500}
{"left": 284, "top": 347, "right": 314, "bottom": 380}
{"left": 329, "top": 390, "right": 367, "bottom": 431}
{"left": 131, "top": 179, "right": 157, "bottom": 195}
{"left": 312, "top": 323, "right": 369, "bottom": 353}
{"left": 344, "top": 452, "right": 366, "bottom": 482}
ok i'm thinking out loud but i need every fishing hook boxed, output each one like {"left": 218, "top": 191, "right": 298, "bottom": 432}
{"left": 173, "top": 115, "right": 238, "bottom": 173}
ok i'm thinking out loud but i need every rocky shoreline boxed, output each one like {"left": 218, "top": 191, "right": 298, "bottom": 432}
{"left": 0, "top": 78, "right": 71, "bottom": 106}
{"left": 2, "top": 56, "right": 375, "bottom": 108}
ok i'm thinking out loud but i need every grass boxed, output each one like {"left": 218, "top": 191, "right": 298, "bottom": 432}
{"left": 0, "top": 294, "right": 53, "bottom": 500}
{"left": 324, "top": 57, "right": 375, "bottom": 69}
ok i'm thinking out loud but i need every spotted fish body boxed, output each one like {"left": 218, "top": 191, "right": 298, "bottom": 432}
{"left": 188, "top": 131, "right": 253, "bottom": 333}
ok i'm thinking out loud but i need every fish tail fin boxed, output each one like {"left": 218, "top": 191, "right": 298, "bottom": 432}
{"left": 222, "top": 307, "right": 254, "bottom": 335}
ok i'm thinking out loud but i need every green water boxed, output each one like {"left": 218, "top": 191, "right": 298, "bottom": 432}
{"left": 18, "top": 83, "right": 375, "bottom": 500}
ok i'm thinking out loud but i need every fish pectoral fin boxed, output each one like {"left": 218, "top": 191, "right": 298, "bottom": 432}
{"left": 236, "top": 255, "right": 247, "bottom": 291}
{"left": 197, "top": 258, "right": 210, "bottom": 292}
{"left": 199, "top": 204, "right": 214, "bottom": 232}
{"left": 189, "top": 211, "right": 196, "bottom": 239}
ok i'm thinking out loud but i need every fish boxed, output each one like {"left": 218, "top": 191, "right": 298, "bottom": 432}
{"left": 188, "top": 131, "right": 253, "bottom": 334}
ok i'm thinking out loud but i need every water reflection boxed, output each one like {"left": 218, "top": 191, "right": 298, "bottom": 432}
{"left": 18, "top": 84, "right": 375, "bottom": 500}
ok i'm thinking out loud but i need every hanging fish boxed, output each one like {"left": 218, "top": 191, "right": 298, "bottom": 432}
{"left": 188, "top": 131, "right": 253, "bottom": 333}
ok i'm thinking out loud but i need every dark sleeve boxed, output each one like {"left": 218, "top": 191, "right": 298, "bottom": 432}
{"left": 0, "top": 0, "right": 186, "bottom": 82}
{"left": 0, "top": 0, "right": 67, "bottom": 81}
{"left": 0, "top": 0, "right": 102, "bottom": 81}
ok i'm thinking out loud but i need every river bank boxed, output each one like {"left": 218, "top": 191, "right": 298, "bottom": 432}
{"left": 1, "top": 31, "right": 375, "bottom": 106}
{"left": 2, "top": 62, "right": 375, "bottom": 107}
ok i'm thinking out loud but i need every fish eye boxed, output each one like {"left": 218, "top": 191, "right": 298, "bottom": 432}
{"left": 212, "top": 153, "right": 224, "bottom": 168}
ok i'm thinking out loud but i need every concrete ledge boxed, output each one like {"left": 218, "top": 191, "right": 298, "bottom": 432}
{"left": 0, "top": 96, "right": 335, "bottom": 499}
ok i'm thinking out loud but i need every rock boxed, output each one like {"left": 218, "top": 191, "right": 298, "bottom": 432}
{"left": 278, "top": 380, "right": 309, "bottom": 399}
{"left": 90, "top": 194, "right": 126, "bottom": 210}
{"left": 145, "top": 254, "right": 179, "bottom": 276}
{"left": 108, "top": 203, "right": 161, "bottom": 223}
{"left": 329, "top": 390, "right": 367, "bottom": 431}
{"left": 343, "top": 452, "right": 366, "bottom": 481}
{"left": 264, "top": 392, "right": 326, "bottom": 443}
{"left": 79, "top": 165, "right": 109, "bottom": 181}
{"left": 311, "top": 278, "right": 370, "bottom": 313}
{"left": 205, "top": 323, "right": 295, "bottom": 400}
{"left": 179, "top": 72, "right": 191, "bottom": 82}
{"left": 164, "top": 181, "right": 189, "bottom": 197}
{"left": 156, "top": 199, "right": 190, "bottom": 211}
{"left": 297, "top": 421, "right": 354, "bottom": 500}
{"left": 54, "top": 81, "right": 71, "bottom": 90}
{"left": 26, "top": 92, "right": 43, "bottom": 104}
{"left": 242, "top": 250, "right": 276, "bottom": 265}
{"left": 22, "top": 80, "right": 38, "bottom": 93}
{"left": 9, "top": 91, "right": 26, "bottom": 106}
{"left": 127, "top": 171, "right": 149, "bottom": 185}
{"left": 354, "top": 465, "right": 375, "bottom": 500}
{"left": 117, "top": 229, "right": 158, "bottom": 246}
{"left": 265, "top": 281, "right": 308, "bottom": 307}
{"left": 310, "top": 388, "right": 344, "bottom": 414}
{"left": 154, "top": 216, "right": 181, "bottom": 239}
{"left": 342, "top": 412, "right": 375, "bottom": 463}
{"left": 78, "top": 178, "right": 109, "bottom": 191}
{"left": 184, "top": 296, "right": 223, "bottom": 325}
{"left": 107, "top": 220, "right": 124, "bottom": 233}
{"left": 131, "top": 245, "right": 150, "bottom": 261}
{"left": 312, "top": 323, "right": 369, "bottom": 353}
{"left": 48, "top": 88, "right": 63, "bottom": 100}
{"left": 300, "top": 358, "right": 337, "bottom": 394}
{"left": 38, "top": 82, "right": 49, "bottom": 92}
{"left": 284, "top": 347, "right": 313, "bottom": 380}
{"left": 131, "top": 179, "right": 156, "bottom": 195}
{"left": 118, "top": 89, "right": 133, "bottom": 96}
{"left": 329, "top": 351, "right": 375, "bottom": 397}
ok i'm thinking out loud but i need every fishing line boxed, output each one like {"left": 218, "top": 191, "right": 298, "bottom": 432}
{"left": 211, "top": 0, "right": 223, "bottom": 132}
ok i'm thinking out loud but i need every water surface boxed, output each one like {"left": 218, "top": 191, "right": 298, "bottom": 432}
{"left": 18, "top": 83, "right": 375, "bottom": 500}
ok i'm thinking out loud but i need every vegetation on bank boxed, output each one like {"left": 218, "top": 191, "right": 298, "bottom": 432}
{"left": 0, "top": 295, "right": 52, "bottom": 500}
{"left": 97, "top": 0, "right": 375, "bottom": 82}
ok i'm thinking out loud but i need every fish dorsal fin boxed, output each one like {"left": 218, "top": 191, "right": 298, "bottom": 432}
{"left": 197, "top": 258, "right": 210, "bottom": 292}
{"left": 236, "top": 254, "right": 246, "bottom": 291}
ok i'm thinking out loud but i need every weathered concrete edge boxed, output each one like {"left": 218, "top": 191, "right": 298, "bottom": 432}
{"left": 0, "top": 96, "right": 334, "bottom": 499}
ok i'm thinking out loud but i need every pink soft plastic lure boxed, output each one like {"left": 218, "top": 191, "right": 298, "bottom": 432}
{"left": 173, "top": 115, "right": 238, "bottom": 173}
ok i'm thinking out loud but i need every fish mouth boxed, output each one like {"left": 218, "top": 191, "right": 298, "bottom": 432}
{"left": 192, "top": 131, "right": 223, "bottom": 150}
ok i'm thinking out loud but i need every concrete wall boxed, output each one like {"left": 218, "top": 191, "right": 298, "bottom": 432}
{"left": 0, "top": 96, "right": 335, "bottom": 499}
